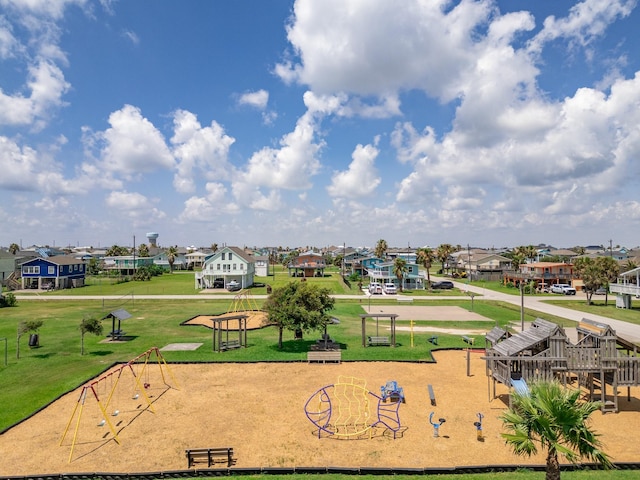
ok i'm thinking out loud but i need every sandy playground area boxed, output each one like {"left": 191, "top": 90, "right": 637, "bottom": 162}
{"left": 2, "top": 350, "right": 640, "bottom": 476}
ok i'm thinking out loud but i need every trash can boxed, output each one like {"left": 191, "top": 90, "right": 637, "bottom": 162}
{"left": 266, "top": 285, "right": 272, "bottom": 294}
{"left": 28, "top": 334, "right": 39, "bottom": 348}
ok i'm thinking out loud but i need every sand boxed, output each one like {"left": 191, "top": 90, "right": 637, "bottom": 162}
{"left": 2, "top": 350, "right": 640, "bottom": 476}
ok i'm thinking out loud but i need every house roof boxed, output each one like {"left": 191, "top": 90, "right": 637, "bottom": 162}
{"left": 22, "top": 255, "right": 84, "bottom": 266}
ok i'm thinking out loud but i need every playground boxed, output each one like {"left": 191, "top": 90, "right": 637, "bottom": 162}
{"left": 2, "top": 350, "right": 640, "bottom": 475}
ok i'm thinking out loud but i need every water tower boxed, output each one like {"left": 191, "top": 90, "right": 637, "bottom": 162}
{"left": 146, "top": 232, "right": 159, "bottom": 247}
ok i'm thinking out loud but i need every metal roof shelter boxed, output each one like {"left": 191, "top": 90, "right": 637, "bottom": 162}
{"left": 102, "top": 309, "right": 132, "bottom": 340}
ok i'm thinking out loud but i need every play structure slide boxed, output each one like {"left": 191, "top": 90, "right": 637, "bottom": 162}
{"left": 511, "top": 377, "right": 530, "bottom": 396}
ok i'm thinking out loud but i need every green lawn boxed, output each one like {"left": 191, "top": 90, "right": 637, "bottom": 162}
{"left": 0, "top": 295, "right": 573, "bottom": 432}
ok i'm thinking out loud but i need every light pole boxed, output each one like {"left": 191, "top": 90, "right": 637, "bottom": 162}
{"left": 520, "top": 281, "right": 525, "bottom": 331}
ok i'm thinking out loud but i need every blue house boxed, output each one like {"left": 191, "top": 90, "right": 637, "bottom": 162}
{"left": 366, "top": 261, "right": 424, "bottom": 290}
{"left": 21, "top": 256, "right": 86, "bottom": 290}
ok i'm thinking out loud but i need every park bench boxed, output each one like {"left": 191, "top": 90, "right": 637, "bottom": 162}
{"left": 427, "top": 384, "right": 436, "bottom": 406}
{"left": 220, "top": 339, "right": 241, "bottom": 351}
{"left": 396, "top": 297, "right": 413, "bottom": 303}
{"left": 462, "top": 335, "right": 475, "bottom": 346}
{"left": 307, "top": 350, "right": 341, "bottom": 363}
{"left": 186, "top": 447, "right": 235, "bottom": 468}
{"left": 428, "top": 335, "right": 438, "bottom": 345}
{"left": 368, "top": 336, "right": 391, "bottom": 346}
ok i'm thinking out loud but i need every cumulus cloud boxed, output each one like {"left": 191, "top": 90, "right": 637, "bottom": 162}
{"left": 89, "top": 104, "right": 175, "bottom": 178}
{"left": 179, "top": 182, "right": 240, "bottom": 221}
{"left": 171, "top": 109, "right": 236, "bottom": 194}
{"left": 237, "top": 89, "right": 269, "bottom": 110}
{"left": 105, "top": 190, "right": 166, "bottom": 222}
{"left": 327, "top": 141, "right": 381, "bottom": 198}
{"left": 239, "top": 107, "right": 323, "bottom": 191}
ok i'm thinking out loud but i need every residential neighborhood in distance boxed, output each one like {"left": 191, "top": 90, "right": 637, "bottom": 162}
{"left": 1, "top": 233, "right": 639, "bottom": 309}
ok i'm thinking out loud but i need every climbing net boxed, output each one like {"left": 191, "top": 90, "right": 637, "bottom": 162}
{"left": 304, "top": 375, "right": 402, "bottom": 439}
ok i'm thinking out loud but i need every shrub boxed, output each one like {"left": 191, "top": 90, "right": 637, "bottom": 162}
{"left": 0, "top": 292, "right": 17, "bottom": 307}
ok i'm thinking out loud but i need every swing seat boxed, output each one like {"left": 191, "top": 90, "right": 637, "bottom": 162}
{"left": 97, "top": 419, "right": 106, "bottom": 427}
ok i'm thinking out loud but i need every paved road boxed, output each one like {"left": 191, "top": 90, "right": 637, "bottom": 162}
{"left": 14, "top": 284, "right": 640, "bottom": 344}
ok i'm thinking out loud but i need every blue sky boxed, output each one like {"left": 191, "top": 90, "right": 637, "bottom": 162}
{"left": 1, "top": 0, "right": 639, "bottom": 250}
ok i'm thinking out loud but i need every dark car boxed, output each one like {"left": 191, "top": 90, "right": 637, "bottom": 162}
{"left": 431, "top": 280, "right": 454, "bottom": 289}
{"left": 212, "top": 278, "right": 224, "bottom": 288}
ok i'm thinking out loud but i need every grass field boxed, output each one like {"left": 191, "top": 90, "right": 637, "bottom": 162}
{"left": 3, "top": 269, "right": 639, "bottom": 479}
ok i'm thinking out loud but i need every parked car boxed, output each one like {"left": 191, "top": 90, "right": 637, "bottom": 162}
{"left": 213, "top": 278, "right": 224, "bottom": 288}
{"left": 594, "top": 287, "right": 608, "bottom": 295}
{"left": 431, "top": 280, "right": 454, "bottom": 289}
{"left": 537, "top": 283, "right": 551, "bottom": 293}
{"left": 368, "top": 283, "right": 383, "bottom": 294}
{"left": 550, "top": 284, "right": 576, "bottom": 295}
{"left": 226, "top": 280, "right": 241, "bottom": 292}
{"left": 383, "top": 283, "right": 397, "bottom": 294}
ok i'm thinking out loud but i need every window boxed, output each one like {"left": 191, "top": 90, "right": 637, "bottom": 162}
{"left": 23, "top": 266, "right": 40, "bottom": 274}
{"left": 229, "top": 253, "right": 233, "bottom": 260}
{"left": 222, "top": 252, "right": 226, "bottom": 260}
{"left": 233, "top": 263, "right": 236, "bottom": 270}
{"left": 48, "top": 266, "right": 55, "bottom": 274}
{"left": 240, "top": 264, "right": 244, "bottom": 270}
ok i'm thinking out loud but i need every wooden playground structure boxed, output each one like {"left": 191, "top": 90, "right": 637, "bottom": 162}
{"left": 485, "top": 318, "right": 640, "bottom": 412}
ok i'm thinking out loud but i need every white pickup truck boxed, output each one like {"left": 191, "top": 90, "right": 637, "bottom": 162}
{"left": 550, "top": 284, "right": 576, "bottom": 295}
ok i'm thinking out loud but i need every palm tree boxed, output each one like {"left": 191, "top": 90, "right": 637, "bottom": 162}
{"left": 9, "top": 243, "right": 19, "bottom": 255}
{"left": 211, "top": 243, "right": 218, "bottom": 253}
{"left": 416, "top": 247, "right": 435, "bottom": 288}
{"left": 501, "top": 381, "right": 612, "bottom": 480}
{"left": 106, "top": 244, "right": 130, "bottom": 256}
{"left": 166, "top": 245, "right": 178, "bottom": 273}
{"left": 137, "top": 243, "right": 149, "bottom": 257}
{"left": 393, "top": 257, "right": 407, "bottom": 292}
{"left": 374, "top": 239, "right": 388, "bottom": 259}
{"left": 435, "top": 243, "right": 455, "bottom": 275}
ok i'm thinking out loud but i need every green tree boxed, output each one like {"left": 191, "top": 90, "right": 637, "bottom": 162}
{"left": 79, "top": 316, "right": 103, "bottom": 355}
{"left": 263, "top": 281, "right": 335, "bottom": 349}
{"left": 374, "top": 239, "right": 388, "bottom": 259}
{"left": 416, "top": 247, "right": 435, "bottom": 288}
{"left": 106, "top": 245, "right": 130, "bottom": 256}
{"left": 573, "top": 257, "right": 620, "bottom": 305}
{"left": 393, "top": 257, "right": 407, "bottom": 292}
{"left": 137, "top": 243, "right": 149, "bottom": 257}
{"left": 166, "top": 245, "right": 178, "bottom": 272}
{"left": 17, "top": 319, "right": 43, "bottom": 359}
{"left": 501, "top": 381, "right": 611, "bottom": 480}
{"left": 211, "top": 243, "right": 218, "bottom": 253}
{"left": 8, "top": 242, "right": 19, "bottom": 255}
{"left": 597, "top": 256, "right": 619, "bottom": 306}
{"left": 435, "top": 243, "right": 455, "bottom": 275}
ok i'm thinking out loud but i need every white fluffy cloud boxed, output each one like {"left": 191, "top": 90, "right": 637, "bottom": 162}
{"left": 90, "top": 105, "right": 175, "bottom": 178}
{"left": 171, "top": 109, "right": 236, "bottom": 194}
{"left": 237, "top": 89, "right": 269, "bottom": 110}
{"left": 105, "top": 190, "right": 166, "bottom": 223}
{"left": 327, "top": 141, "right": 381, "bottom": 198}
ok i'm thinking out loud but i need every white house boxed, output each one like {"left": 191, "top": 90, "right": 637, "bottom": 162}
{"left": 254, "top": 255, "right": 269, "bottom": 277}
{"left": 195, "top": 246, "right": 255, "bottom": 289}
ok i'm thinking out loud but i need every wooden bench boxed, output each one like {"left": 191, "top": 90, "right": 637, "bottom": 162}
{"left": 427, "top": 384, "right": 436, "bottom": 406}
{"left": 428, "top": 335, "right": 438, "bottom": 345}
{"left": 462, "top": 335, "right": 475, "bottom": 346}
{"left": 397, "top": 296, "right": 414, "bottom": 303}
{"left": 186, "top": 447, "right": 234, "bottom": 467}
{"left": 368, "top": 336, "right": 391, "bottom": 346}
{"left": 307, "top": 350, "right": 341, "bottom": 363}
{"left": 220, "top": 339, "right": 241, "bottom": 351}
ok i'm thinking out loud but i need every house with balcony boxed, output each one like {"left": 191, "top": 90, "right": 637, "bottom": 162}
{"left": 453, "top": 252, "right": 512, "bottom": 281}
{"left": 503, "top": 262, "right": 574, "bottom": 288}
{"left": 103, "top": 255, "right": 155, "bottom": 275}
{"left": 287, "top": 251, "right": 326, "bottom": 277}
{"left": 609, "top": 266, "right": 640, "bottom": 309}
{"left": 20, "top": 255, "right": 86, "bottom": 290}
{"left": 195, "top": 246, "right": 255, "bottom": 289}
{"left": 366, "top": 261, "right": 423, "bottom": 290}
